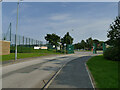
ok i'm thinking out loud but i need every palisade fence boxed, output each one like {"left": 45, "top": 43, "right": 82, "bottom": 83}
{"left": 2, "top": 32, "right": 45, "bottom": 53}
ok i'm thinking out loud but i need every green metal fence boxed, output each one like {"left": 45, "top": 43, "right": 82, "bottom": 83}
{"left": 2, "top": 32, "right": 45, "bottom": 53}
{"left": 66, "top": 44, "right": 74, "bottom": 54}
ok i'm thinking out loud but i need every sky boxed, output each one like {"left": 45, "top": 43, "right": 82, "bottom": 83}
{"left": 2, "top": 2, "right": 118, "bottom": 43}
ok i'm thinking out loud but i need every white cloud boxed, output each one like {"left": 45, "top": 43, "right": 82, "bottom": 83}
{"left": 17, "top": 13, "right": 114, "bottom": 43}
{"left": 50, "top": 14, "right": 70, "bottom": 21}
{"left": 3, "top": 8, "right": 115, "bottom": 43}
{"left": 11, "top": 3, "right": 31, "bottom": 15}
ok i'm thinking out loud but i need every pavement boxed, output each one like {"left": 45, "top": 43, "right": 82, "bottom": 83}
{"left": 48, "top": 56, "right": 93, "bottom": 88}
{"left": 2, "top": 51, "right": 102, "bottom": 88}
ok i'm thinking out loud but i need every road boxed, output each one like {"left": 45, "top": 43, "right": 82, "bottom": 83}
{"left": 2, "top": 51, "right": 101, "bottom": 88}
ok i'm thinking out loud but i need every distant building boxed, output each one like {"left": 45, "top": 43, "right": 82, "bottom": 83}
{"left": 34, "top": 46, "right": 48, "bottom": 49}
{"left": 34, "top": 46, "right": 40, "bottom": 49}
{"left": 118, "top": 1, "right": 120, "bottom": 17}
{"left": 40, "top": 46, "right": 48, "bottom": 49}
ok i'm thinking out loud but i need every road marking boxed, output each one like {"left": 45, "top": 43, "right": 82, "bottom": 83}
{"left": 85, "top": 63, "right": 95, "bottom": 89}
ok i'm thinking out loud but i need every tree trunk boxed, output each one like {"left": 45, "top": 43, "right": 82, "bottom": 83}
{"left": 55, "top": 45, "right": 57, "bottom": 52}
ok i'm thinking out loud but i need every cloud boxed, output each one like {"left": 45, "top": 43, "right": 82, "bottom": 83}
{"left": 50, "top": 14, "right": 70, "bottom": 21}
{"left": 11, "top": 3, "right": 31, "bottom": 15}
{"left": 2, "top": 2, "right": 117, "bottom": 43}
{"left": 16, "top": 12, "right": 114, "bottom": 43}
{"left": 3, "top": 10, "right": 114, "bottom": 43}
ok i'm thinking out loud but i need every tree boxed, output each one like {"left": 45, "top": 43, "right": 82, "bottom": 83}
{"left": 86, "top": 37, "right": 93, "bottom": 50}
{"left": 80, "top": 40, "right": 86, "bottom": 49}
{"left": 60, "top": 38, "right": 65, "bottom": 52}
{"left": 104, "top": 16, "right": 120, "bottom": 61}
{"left": 107, "top": 16, "right": 120, "bottom": 47}
{"left": 45, "top": 33, "right": 60, "bottom": 51}
{"left": 74, "top": 43, "right": 82, "bottom": 49}
{"left": 61, "top": 38, "right": 65, "bottom": 46}
{"left": 63, "top": 32, "right": 73, "bottom": 44}
{"left": 93, "top": 39, "right": 99, "bottom": 44}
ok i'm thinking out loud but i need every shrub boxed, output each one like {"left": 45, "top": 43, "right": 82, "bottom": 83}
{"left": 103, "top": 47, "right": 120, "bottom": 61}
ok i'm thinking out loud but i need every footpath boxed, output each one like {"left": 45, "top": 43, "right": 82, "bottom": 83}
{"left": 48, "top": 56, "right": 93, "bottom": 88}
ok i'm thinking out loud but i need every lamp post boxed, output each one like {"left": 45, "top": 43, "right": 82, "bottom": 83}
{"left": 15, "top": 0, "right": 23, "bottom": 60}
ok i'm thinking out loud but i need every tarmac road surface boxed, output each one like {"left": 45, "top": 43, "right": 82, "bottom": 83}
{"left": 2, "top": 51, "right": 102, "bottom": 88}
{"left": 48, "top": 56, "right": 93, "bottom": 88}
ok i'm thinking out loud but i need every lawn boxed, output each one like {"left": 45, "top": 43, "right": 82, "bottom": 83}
{"left": 87, "top": 55, "right": 119, "bottom": 88}
{"left": 1, "top": 49, "right": 62, "bottom": 61}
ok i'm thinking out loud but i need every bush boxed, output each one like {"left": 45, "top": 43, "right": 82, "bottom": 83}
{"left": 103, "top": 47, "right": 120, "bottom": 61}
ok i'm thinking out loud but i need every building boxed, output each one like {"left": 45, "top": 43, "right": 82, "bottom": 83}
{"left": 0, "top": 40, "right": 10, "bottom": 55}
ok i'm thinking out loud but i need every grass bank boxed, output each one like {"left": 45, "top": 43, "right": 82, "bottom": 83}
{"left": 87, "top": 55, "right": 119, "bottom": 88}
{"left": 1, "top": 49, "right": 62, "bottom": 61}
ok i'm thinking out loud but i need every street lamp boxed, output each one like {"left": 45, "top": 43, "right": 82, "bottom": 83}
{"left": 15, "top": 0, "right": 23, "bottom": 60}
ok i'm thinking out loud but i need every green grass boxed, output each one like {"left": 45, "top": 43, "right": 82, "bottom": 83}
{"left": 1, "top": 49, "right": 62, "bottom": 61}
{"left": 87, "top": 55, "right": 119, "bottom": 88}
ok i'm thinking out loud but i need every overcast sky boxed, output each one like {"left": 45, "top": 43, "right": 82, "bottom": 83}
{"left": 2, "top": 2, "right": 118, "bottom": 43}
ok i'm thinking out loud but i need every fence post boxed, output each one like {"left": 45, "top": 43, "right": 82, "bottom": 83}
{"left": 34, "top": 40, "right": 36, "bottom": 45}
{"left": 23, "top": 36, "right": 24, "bottom": 45}
{"left": 32, "top": 39, "right": 33, "bottom": 46}
{"left": 39, "top": 41, "right": 40, "bottom": 46}
{"left": 36, "top": 40, "right": 37, "bottom": 46}
{"left": 40, "top": 41, "right": 42, "bottom": 46}
{"left": 10, "top": 23, "right": 12, "bottom": 42}
{"left": 19, "top": 35, "right": 20, "bottom": 45}
{"left": 29, "top": 38, "right": 30, "bottom": 47}
{"left": 15, "top": 34, "right": 16, "bottom": 53}
{"left": 33, "top": 40, "right": 35, "bottom": 46}
{"left": 26, "top": 37, "right": 27, "bottom": 47}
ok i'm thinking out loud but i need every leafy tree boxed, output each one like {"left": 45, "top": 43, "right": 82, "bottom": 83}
{"left": 60, "top": 38, "right": 65, "bottom": 52}
{"left": 74, "top": 43, "right": 82, "bottom": 49}
{"left": 104, "top": 16, "right": 120, "bottom": 61}
{"left": 86, "top": 37, "right": 93, "bottom": 50}
{"left": 93, "top": 39, "right": 99, "bottom": 44}
{"left": 61, "top": 38, "right": 65, "bottom": 46}
{"left": 80, "top": 40, "right": 87, "bottom": 49}
{"left": 107, "top": 16, "right": 120, "bottom": 47}
{"left": 63, "top": 32, "right": 73, "bottom": 44}
{"left": 45, "top": 33, "right": 60, "bottom": 51}
{"left": 74, "top": 40, "right": 87, "bottom": 50}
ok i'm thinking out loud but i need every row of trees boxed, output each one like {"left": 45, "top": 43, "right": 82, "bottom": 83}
{"left": 45, "top": 32, "right": 73, "bottom": 50}
{"left": 74, "top": 37, "right": 103, "bottom": 50}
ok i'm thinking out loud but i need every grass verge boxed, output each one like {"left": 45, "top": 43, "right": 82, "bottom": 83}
{"left": 86, "top": 55, "right": 119, "bottom": 88}
{"left": 1, "top": 49, "right": 62, "bottom": 61}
